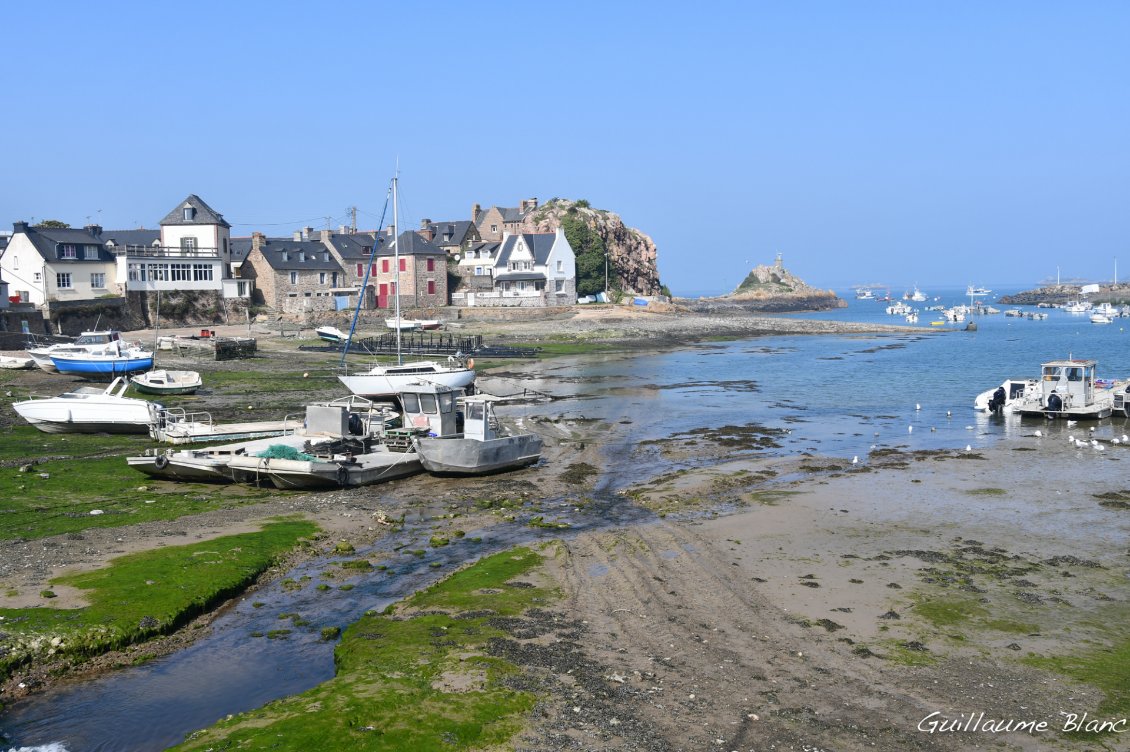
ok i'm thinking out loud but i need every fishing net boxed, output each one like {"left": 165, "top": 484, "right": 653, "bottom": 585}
{"left": 256, "top": 445, "right": 316, "bottom": 461}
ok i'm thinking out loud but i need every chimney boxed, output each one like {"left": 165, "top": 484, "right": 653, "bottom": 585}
{"left": 320, "top": 229, "right": 331, "bottom": 242}
{"left": 84, "top": 224, "right": 102, "bottom": 237}
{"left": 293, "top": 231, "right": 302, "bottom": 241}
{"left": 251, "top": 232, "right": 266, "bottom": 253}
{"left": 471, "top": 203, "right": 481, "bottom": 223}
{"left": 418, "top": 219, "right": 435, "bottom": 242}
{"left": 13, "top": 221, "right": 29, "bottom": 234}
{"left": 303, "top": 226, "right": 313, "bottom": 240}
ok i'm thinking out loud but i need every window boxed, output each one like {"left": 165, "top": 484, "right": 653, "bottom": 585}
{"left": 356, "top": 263, "right": 364, "bottom": 277}
{"left": 557, "top": 260, "right": 563, "bottom": 273}
{"left": 33, "top": 272, "right": 42, "bottom": 282}
{"left": 181, "top": 237, "right": 197, "bottom": 254}
{"left": 371, "top": 263, "right": 377, "bottom": 275}
{"left": 426, "top": 258, "right": 435, "bottom": 272}
{"left": 381, "top": 259, "right": 389, "bottom": 273}
{"left": 193, "top": 264, "right": 213, "bottom": 281}
{"left": 147, "top": 263, "right": 168, "bottom": 281}
{"left": 399, "top": 258, "right": 406, "bottom": 272}
{"left": 183, "top": 207, "right": 195, "bottom": 221}
{"left": 56, "top": 272, "right": 72, "bottom": 289}
{"left": 474, "top": 266, "right": 483, "bottom": 275}
{"left": 12, "top": 256, "right": 17, "bottom": 270}
{"left": 237, "top": 281, "right": 249, "bottom": 297}
{"left": 281, "top": 251, "right": 289, "bottom": 262}
{"left": 59, "top": 244, "right": 77, "bottom": 259}
{"left": 289, "top": 271, "right": 298, "bottom": 285}
{"left": 331, "top": 272, "right": 338, "bottom": 286}
{"left": 555, "top": 279, "right": 564, "bottom": 292}
{"left": 490, "top": 224, "right": 497, "bottom": 233}
{"left": 319, "top": 272, "right": 326, "bottom": 285}
{"left": 170, "top": 263, "right": 191, "bottom": 281}
{"left": 427, "top": 280, "right": 436, "bottom": 295}
{"left": 85, "top": 246, "right": 100, "bottom": 260}
{"left": 223, "top": 238, "right": 228, "bottom": 255}
{"left": 90, "top": 272, "right": 106, "bottom": 289}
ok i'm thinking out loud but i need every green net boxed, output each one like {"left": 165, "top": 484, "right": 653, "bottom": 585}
{"left": 256, "top": 444, "right": 316, "bottom": 461}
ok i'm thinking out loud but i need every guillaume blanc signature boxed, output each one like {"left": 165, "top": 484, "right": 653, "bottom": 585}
{"left": 918, "top": 711, "right": 1127, "bottom": 735}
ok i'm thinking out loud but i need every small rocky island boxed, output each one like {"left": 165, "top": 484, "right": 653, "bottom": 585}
{"left": 999, "top": 283, "right": 1130, "bottom": 306}
{"left": 681, "top": 254, "right": 845, "bottom": 313}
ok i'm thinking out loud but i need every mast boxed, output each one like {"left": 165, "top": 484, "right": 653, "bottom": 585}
{"left": 392, "top": 173, "right": 402, "bottom": 365}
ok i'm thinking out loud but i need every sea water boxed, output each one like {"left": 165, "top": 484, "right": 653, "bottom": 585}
{"left": 5, "top": 286, "right": 1129, "bottom": 751}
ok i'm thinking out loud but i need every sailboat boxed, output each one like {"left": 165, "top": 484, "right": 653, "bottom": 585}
{"left": 338, "top": 173, "right": 476, "bottom": 398}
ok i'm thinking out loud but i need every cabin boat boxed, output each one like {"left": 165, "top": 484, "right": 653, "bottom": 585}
{"left": 973, "top": 378, "right": 1041, "bottom": 414}
{"left": 130, "top": 369, "right": 202, "bottom": 395}
{"left": 337, "top": 357, "right": 476, "bottom": 398}
{"left": 1013, "top": 359, "right": 1117, "bottom": 420}
{"left": 414, "top": 393, "right": 542, "bottom": 476}
{"left": 26, "top": 330, "right": 124, "bottom": 373}
{"left": 1090, "top": 312, "right": 1112, "bottom": 325}
{"left": 51, "top": 342, "right": 154, "bottom": 376}
{"left": 13, "top": 377, "right": 160, "bottom": 434}
{"left": 315, "top": 326, "right": 347, "bottom": 343}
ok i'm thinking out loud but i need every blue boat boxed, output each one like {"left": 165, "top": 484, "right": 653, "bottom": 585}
{"left": 50, "top": 348, "right": 154, "bottom": 376}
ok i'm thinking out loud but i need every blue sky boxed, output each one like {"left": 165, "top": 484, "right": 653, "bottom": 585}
{"left": 2, "top": 1, "right": 1127, "bottom": 295}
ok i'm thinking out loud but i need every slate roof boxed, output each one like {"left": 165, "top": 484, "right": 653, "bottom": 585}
{"left": 229, "top": 238, "right": 253, "bottom": 264}
{"left": 18, "top": 226, "right": 116, "bottom": 263}
{"left": 375, "top": 231, "right": 444, "bottom": 257}
{"left": 102, "top": 229, "right": 160, "bottom": 248}
{"left": 495, "top": 233, "right": 557, "bottom": 269}
{"left": 160, "top": 194, "right": 231, "bottom": 228}
{"left": 325, "top": 232, "right": 383, "bottom": 261}
{"left": 254, "top": 238, "right": 342, "bottom": 271}
{"left": 464, "top": 241, "right": 501, "bottom": 260}
{"left": 426, "top": 220, "right": 475, "bottom": 246}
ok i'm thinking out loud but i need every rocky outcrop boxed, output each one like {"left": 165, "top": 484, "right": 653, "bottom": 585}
{"left": 1000, "top": 283, "right": 1130, "bottom": 306}
{"left": 517, "top": 199, "right": 661, "bottom": 295}
{"left": 680, "top": 257, "right": 844, "bottom": 313}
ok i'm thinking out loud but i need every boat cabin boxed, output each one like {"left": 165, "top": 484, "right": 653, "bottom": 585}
{"left": 1040, "top": 359, "right": 1096, "bottom": 411}
{"left": 397, "top": 381, "right": 460, "bottom": 437}
{"left": 74, "top": 330, "right": 122, "bottom": 347}
{"left": 462, "top": 396, "right": 502, "bottom": 441}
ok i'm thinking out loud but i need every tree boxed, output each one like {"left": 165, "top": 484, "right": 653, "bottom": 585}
{"left": 560, "top": 210, "right": 613, "bottom": 298}
{"left": 34, "top": 219, "right": 70, "bottom": 229}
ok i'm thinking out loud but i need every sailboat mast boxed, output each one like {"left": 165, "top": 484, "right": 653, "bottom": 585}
{"left": 392, "top": 174, "right": 402, "bottom": 365}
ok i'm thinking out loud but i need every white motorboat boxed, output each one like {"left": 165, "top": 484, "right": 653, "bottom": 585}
{"left": 26, "top": 330, "right": 125, "bottom": 373}
{"left": 974, "top": 378, "right": 1040, "bottom": 414}
{"left": 854, "top": 288, "right": 876, "bottom": 300}
{"left": 385, "top": 318, "right": 421, "bottom": 331}
{"left": 966, "top": 285, "right": 991, "bottom": 296}
{"left": 1004, "top": 308, "right": 1023, "bottom": 317}
{"left": 414, "top": 393, "right": 542, "bottom": 476}
{"left": 13, "top": 377, "right": 160, "bottom": 434}
{"left": 1063, "top": 301, "right": 1091, "bottom": 313}
{"left": 1090, "top": 313, "right": 1112, "bottom": 325}
{"left": 903, "top": 286, "right": 927, "bottom": 302}
{"left": 0, "top": 355, "right": 33, "bottom": 369}
{"left": 316, "top": 325, "right": 347, "bottom": 343}
{"left": 231, "top": 443, "right": 422, "bottom": 489}
{"left": 130, "top": 369, "right": 202, "bottom": 395}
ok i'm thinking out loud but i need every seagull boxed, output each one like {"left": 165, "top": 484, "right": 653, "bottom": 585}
{"left": 1122, "top": 434, "right": 1129, "bottom": 443}
{"left": 1076, "top": 439, "right": 1087, "bottom": 448}
{"left": 946, "top": 410, "right": 952, "bottom": 417}
{"left": 965, "top": 444, "right": 972, "bottom": 451}
{"left": 1069, "top": 434, "right": 1075, "bottom": 442}
{"left": 930, "top": 427, "right": 937, "bottom": 432}
{"left": 916, "top": 403, "right": 921, "bottom": 411}
{"left": 1097, "top": 444, "right": 1106, "bottom": 452}
{"left": 852, "top": 456, "right": 859, "bottom": 464}
{"left": 1091, "top": 439, "right": 1099, "bottom": 447}
{"left": 1113, "top": 438, "right": 1121, "bottom": 445}
{"left": 965, "top": 425, "right": 974, "bottom": 430}
{"left": 1034, "top": 430, "right": 1042, "bottom": 438}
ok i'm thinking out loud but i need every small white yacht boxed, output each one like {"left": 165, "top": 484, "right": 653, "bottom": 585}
{"left": 13, "top": 377, "right": 160, "bottom": 433}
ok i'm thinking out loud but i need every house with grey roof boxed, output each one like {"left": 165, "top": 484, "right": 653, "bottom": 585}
{"left": 365, "top": 229, "right": 448, "bottom": 310}
{"left": 452, "top": 229, "right": 576, "bottom": 307}
{"left": 244, "top": 232, "right": 348, "bottom": 315}
{"left": 420, "top": 219, "right": 480, "bottom": 255}
{"left": 111, "top": 194, "right": 249, "bottom": 298}
{"left": 1, "top": 222, "right": 119, "bottom": 305}
{"left": 472, "top": 198, "right": 539, "bottom": 241}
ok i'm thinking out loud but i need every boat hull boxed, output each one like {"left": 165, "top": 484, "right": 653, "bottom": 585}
{"left": 126, "top": 455, "right": 233, "bottom": 482}
{"left": 337, "top": 365, "right": 475, "bottom": 398}
{"left": 232, "top": 451, "right": 422, "bottom": 489}
{"left": 415, "top": 434, "right": 542, "bottom": 476}
{"left": 130, "top": 370, "right": 202, "bottom": 395}
{"left": 52, "top": 355, "right": 153, "bottom": 375}
{"left": 13, "top": 399, "right": 155, "bottom": 434}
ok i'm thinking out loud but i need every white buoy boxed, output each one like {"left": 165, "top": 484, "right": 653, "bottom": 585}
{"left": 946, "top": 410, "right": 952, "bottom": 417}
{"left": 908, "top": 425, "right": 913, "bottom": 433}
{"left": 1090, "top": 426, "right": 1096, "bottom": 433}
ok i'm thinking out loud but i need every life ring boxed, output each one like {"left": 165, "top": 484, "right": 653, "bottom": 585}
{"left": 154, "top": 454, "right": 169, "bottom": 470}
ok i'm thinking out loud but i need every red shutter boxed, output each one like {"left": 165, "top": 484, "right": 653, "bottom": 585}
{"left": 356, "top": 264, "right": 363, "bottom": 277}
{"left": 428, "top": 280, "right": 436, "bottom": 295}
{"left": 381, "top": 259, "right": 389, "bottom": 273}
{"left": 399, "top": 258, "right": 406, "bottom": 272}
{"left": 427, "top": 258, "right": 435, "bottom": 272}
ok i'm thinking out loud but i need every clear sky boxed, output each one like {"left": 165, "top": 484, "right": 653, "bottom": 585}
{"left": 2, "top": 1, "right": 1127, "bottom": 296}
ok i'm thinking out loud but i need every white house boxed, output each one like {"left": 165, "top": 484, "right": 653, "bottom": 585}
{"left": 1, "top": 222, "right": 119, "bottom": 305}
{"left": 454, "top": 228, "right": 576, "bottom": 307}
{"left": 113, "top": 194, "right": 247, "bottom": 297}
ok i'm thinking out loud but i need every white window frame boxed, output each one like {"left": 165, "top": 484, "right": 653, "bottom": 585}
{"left": 59, "top": 244, "right": 77, "bottom": 259}
{"left": 90, "top": 272, "right": 106, "bottom": 289}
{"left": 56, "top": 272, "right": 72, "bottom": 289}
{"left": 84, "top": 246, "right": 100, "bottom": 260}
{"left": 289, "top": 271, "right": 298, "bottom": 285}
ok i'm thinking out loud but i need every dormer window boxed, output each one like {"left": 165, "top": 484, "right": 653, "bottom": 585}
{"left": 299, "top": 251, "right": 305, "bottom": 262}
{"left": 281, "top": 251, "right": 289, "bottom": 262}
{"left": 183, "top": 207, "right": 196, "bottom": 221}
{"left": 59, "top": 244, "right": 77, "bottom": 259}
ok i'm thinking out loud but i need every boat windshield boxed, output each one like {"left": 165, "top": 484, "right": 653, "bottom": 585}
{"left": 438, "top": 392, "right": 455, "bottom": 414}
{"left": 419, "top": 394, "right": 438, "bottom": 414}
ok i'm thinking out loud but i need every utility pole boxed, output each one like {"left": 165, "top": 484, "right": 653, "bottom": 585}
{"left": 348, "top": 206, "right": 358, "bottom": 234}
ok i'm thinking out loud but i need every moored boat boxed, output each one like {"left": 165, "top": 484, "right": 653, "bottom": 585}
{"left": 315, "top": 325, "right": 347, "bottom": 343}
{"left": 338, "top": 357, "right": 475, "bottom": 398}
{"left": 26, "top": 330, "right": 125, "bottom": 373}
{"left": 51, "top": 344, "right": 154, "bottom": 376}
{"left": 414, "top": 394, "right": 542, "bottom": 476}
{"left": 1012, "top": 359, "right": 1119, "bottom": 420}
{"left": 130, "top": 369, "right": 202, "bottom": 395}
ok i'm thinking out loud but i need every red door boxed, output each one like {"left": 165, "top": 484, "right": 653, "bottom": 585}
{"left": 378, "top": 283, "right": 388, "bottom": 309}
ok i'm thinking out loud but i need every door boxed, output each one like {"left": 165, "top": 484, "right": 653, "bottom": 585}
{"left": 378, "top": 283, "right": 388, "bottom": 309}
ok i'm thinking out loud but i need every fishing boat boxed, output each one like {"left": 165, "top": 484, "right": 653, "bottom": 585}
{"left": 854, "top": 288, "right": 876, "bottom": 300}
{"left": 414, "top": 393, "right": 542, "bottom": 476}
{"left": 130, "top": 369, "right": 202, "bottom": 395}
{"left": 339, "top": 174, "right": 475, "bottom": 398}
{"left": 26, "top": 330, "right": 124, "bottom": 373}
{"left": 51, "top": 342, "right": 154, "bottom": 377}
{"left": 1012, "top": 359, "right": 1119, "bottom": 420}
{"left": 13, "top": 377, "right": 160, "bottom": 434}
{"left": 973, "top": 378, "right": 1041, "bottom": 414}
{"left": 127, "top": 435, "right": 313, "bottom": 482}
{"left": 316, "top": 325, "right": 347, "bottom": 343}
{"left": 0, "top": 355, "right": 33, "bottom": 369}
{"left": 903, "top": 285, "right": 927, "bottom": 302}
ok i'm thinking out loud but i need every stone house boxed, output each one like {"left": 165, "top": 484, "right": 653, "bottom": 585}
{"left": 367, "top": 230, "right": 448, "bottom": 310}
{"left": 472, "top": 198, "right": 538, "bottom": 242}
{"left": 319, "top": 229, "right": 385, "bottom": 309}
{"left": 243, "top": 233, "right": 346, "bottom": 315}
{"left": 1, "top": 222, "right": 119, "bottom": 305}
{"left": 452, "top": 240, "right": 501, "bottom": 293}
{"left": 419, "top": 219, "right": 480, "bottom": 256}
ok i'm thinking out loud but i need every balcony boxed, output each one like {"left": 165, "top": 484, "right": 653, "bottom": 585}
{"left": 111, "top": 245, "right": 221, "bottom": 259}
